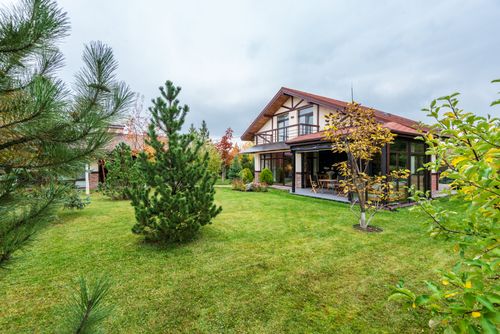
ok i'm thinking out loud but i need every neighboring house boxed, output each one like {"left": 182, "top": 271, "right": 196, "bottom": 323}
{"left": 75, "top": 124, "right": 150, "bottom": 190}
{"left": 241, "top": 87, "right": 440, "bottom": 202}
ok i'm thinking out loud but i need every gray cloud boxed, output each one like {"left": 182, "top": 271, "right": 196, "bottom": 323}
{"left": 3, "top": 0, "right": 499, "bottom": 138}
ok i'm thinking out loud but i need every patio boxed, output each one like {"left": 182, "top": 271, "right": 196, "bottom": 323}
{"left": 291, "top": 188, "right": 350, "bottom": 203}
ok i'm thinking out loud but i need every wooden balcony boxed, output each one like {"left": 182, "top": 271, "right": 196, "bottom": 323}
{"left": 254, "top": 123, "right": 319, "bottom": 145}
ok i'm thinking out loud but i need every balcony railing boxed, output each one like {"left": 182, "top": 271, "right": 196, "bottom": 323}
{"left": 255, "top": 123, "right": 319, "bottom": 145}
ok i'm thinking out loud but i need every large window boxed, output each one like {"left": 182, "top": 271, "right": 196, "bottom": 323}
{"left": 388, "top": 138, "right": 427, "bottom": 201}
{"left": 260, "top": 152, "right": 293, "bottom": 186}
{"left": 298, "top": 107, "right": 314, "bottom": 135}
{"left": 277, "top": 114, "right": 289, "bottom": 142}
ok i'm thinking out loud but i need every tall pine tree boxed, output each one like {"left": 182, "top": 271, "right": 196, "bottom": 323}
{"left": 0, "top": 0, "right": 132, "bottom": 264}
{"left": 129, "top": 81, "right": 221, "bottom": 243}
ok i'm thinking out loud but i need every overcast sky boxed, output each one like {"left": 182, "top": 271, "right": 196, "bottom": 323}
{"left": 4, "top": 0, "right": 500, "bottom": 138}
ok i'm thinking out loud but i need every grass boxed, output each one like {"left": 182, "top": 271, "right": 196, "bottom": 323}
{"left": 215, "top": 177, "right": 232, "bottom": 185}
{"left": 0, "top": 188, "right": 456, "bottom": 333}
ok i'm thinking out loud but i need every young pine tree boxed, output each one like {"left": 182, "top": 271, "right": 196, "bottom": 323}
{"left": 0, "top": 0, "right": 132, "bottom": 264}
{"left": 129, "top": 81, "right": 221, "bottom": 243}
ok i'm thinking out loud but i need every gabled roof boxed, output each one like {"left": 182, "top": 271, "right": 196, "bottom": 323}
{"left": 241, "top": 87, "right": 422, "bottom": 141}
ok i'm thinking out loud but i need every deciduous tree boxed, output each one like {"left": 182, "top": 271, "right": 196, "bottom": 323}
{"left": 325, "top": 102, "right": 408, "bottom": 230}
{"left": 215, "top": 127, "right": 234, "bottom": 181}
{"left": 391, "top": 85, "right": 500, "bottom": 333}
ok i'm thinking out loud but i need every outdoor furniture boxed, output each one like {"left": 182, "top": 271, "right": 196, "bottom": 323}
{"left": 318, "top": 179, "right": 339, "bottom": 194}
{"left": 309, "top": 175, "right": 319, "bottom": 193}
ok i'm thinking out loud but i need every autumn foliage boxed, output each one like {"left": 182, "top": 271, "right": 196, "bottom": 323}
{"left": 325, "top": 102, "right": 408, "bottom": 229}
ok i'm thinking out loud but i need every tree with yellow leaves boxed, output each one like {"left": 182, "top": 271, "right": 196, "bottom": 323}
{"left": 325, "top": 102, "right": 408, "bottom": 230}
{"left": 390, "top": 82, "right": 499, "bottom": 333}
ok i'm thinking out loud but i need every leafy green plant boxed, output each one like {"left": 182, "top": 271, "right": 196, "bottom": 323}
{"left": 390, "top": 83, "right": 500, "bottom": 333}
{"left": 63, "top": 188, "right": 90, "bottom": 210}
{"left": 259, "top": 168, "right": 273, "bottom": 185}
{"left": 240, "top": 168, "right": 254, "bottom": 184}
{"left": 61, "top": 275, "right": 113, "bottom": 334}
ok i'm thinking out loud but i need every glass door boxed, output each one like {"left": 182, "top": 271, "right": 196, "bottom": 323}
{"left": 299, "top": 107, "right": 314, "bottom": 135}
{"left": 277, "top": 114, "right": 289, "bottom": 142}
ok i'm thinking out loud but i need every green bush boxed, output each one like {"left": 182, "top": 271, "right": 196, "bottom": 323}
{"left": 103, "top": 143, "right": 143, "bottom": 200}
{"left": 63, "top": 188, "right": 90, "bottom": 210}
{"left": 259, "top": 168, "right": 273, "bottom": 185}
{"left": 239, "top": 168, "right": 254, "bottom": 183}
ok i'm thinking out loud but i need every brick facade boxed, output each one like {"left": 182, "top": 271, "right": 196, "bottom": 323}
{"left": 89, "top": 172, "right": 100, "bottom": 190}
{"left": 295, "top": 172, "right": 302, "bottom": 189}
{"left": 431, "top": 172, "right": 439, "bottom": 192}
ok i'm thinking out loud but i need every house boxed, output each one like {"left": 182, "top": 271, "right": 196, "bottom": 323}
{"left": 76, "top": 124, "right": 154, "bottom": 191}
{"left": 241, "top": 87, "right": 440, "bottom": 202}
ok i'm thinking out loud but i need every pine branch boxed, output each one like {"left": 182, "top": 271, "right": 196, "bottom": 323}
{"left": 62, "top": 275, "right": 113, "bottom": 334}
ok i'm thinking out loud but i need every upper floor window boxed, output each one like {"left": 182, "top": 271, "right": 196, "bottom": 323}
{"left": 299, "top": 107, "right": 314, "bottom": 135}
{"left": 277, "top": 113, "right": 289, "bottom": 141}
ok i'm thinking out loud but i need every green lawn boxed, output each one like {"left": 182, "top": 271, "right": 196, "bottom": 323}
{"left": 0, "top": 188, "right": 456, "bottom": 333}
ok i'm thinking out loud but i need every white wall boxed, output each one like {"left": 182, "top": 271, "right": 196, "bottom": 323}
{"left": 254, "top": 153, "right": 261, "bottom": 172}
{"left": 253, "top": 97, "right": 340, "bottom": 139}
{"left": 295, "top": 153, "right": 302, "bottom": 172}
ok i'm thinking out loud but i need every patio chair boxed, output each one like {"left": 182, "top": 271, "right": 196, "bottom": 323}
{"left": 309, "top": 175, "right": 319, "bottom": 193}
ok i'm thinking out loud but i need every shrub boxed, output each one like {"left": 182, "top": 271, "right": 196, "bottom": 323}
{"left": 259, "top": 168, "right": 273, "bottom": 185}
{"left": 232, "top": 180, "right": 268, "bottom": 192}
{"left": 390, "top": 86, "right": 500, "bottom": 332}
{"left": 245, "top": 182, "right": 268, "bottom": 192}
{"left": 240, "top": 168, "right": 254, "bottom": 183}
{"left": 63, "top": 188, "right": 90, "bottom": 210}
{"left": 103, "top": 143, "right": 142, "bottom": 200}
{"left": 231, "top": 179, "right": 245, "bottom": 191}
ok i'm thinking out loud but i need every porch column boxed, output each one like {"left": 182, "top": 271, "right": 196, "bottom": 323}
{"left": 85, "top": 164, "right": 90, "bottom": 195}
{"left": 292, "top": 151, "right": 296, "bottom": 192}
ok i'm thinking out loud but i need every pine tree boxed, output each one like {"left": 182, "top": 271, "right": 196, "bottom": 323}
{"left": 129, "top": 81, "right": 221, "bottom": 243}
{"left": 0, "top": 0, "right": 132, "bottom": 264}
{"left": 227, "top": 156, "right": 242, "bottom": 180}
{"left": 199, "top": 120, "right": 210, "bottom": 141}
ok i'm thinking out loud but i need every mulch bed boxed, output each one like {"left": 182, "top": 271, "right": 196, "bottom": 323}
{"left": 352, "top": 224, "right": 383, "bottom": 233}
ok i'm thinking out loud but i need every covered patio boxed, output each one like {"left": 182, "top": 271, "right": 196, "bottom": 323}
{"left": 292, "top": 187, "right": 349, "bottom": 203}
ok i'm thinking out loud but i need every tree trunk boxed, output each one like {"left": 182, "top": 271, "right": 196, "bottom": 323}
{"left": 359, "top": 211, "right": 367, "bottom": 229}
{"left": 221, "top": 166, "right": 226, "bottom": 182}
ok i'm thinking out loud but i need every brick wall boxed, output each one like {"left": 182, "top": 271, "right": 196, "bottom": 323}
{"left": 89, "top": 172, "right": 99, "bottom": 190}
{"left": 295, "top": 173, "right": 302, "bottom": 189}
{"left": 431, "top": 172, "right": 439, "bottom": 192}
{"left": 254, "top": 171, "right": 260, "bottom": 183}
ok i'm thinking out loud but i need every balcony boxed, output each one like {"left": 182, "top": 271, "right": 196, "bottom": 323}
{"left": 255, "top": 123, "right": 319, "bottom": 145}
